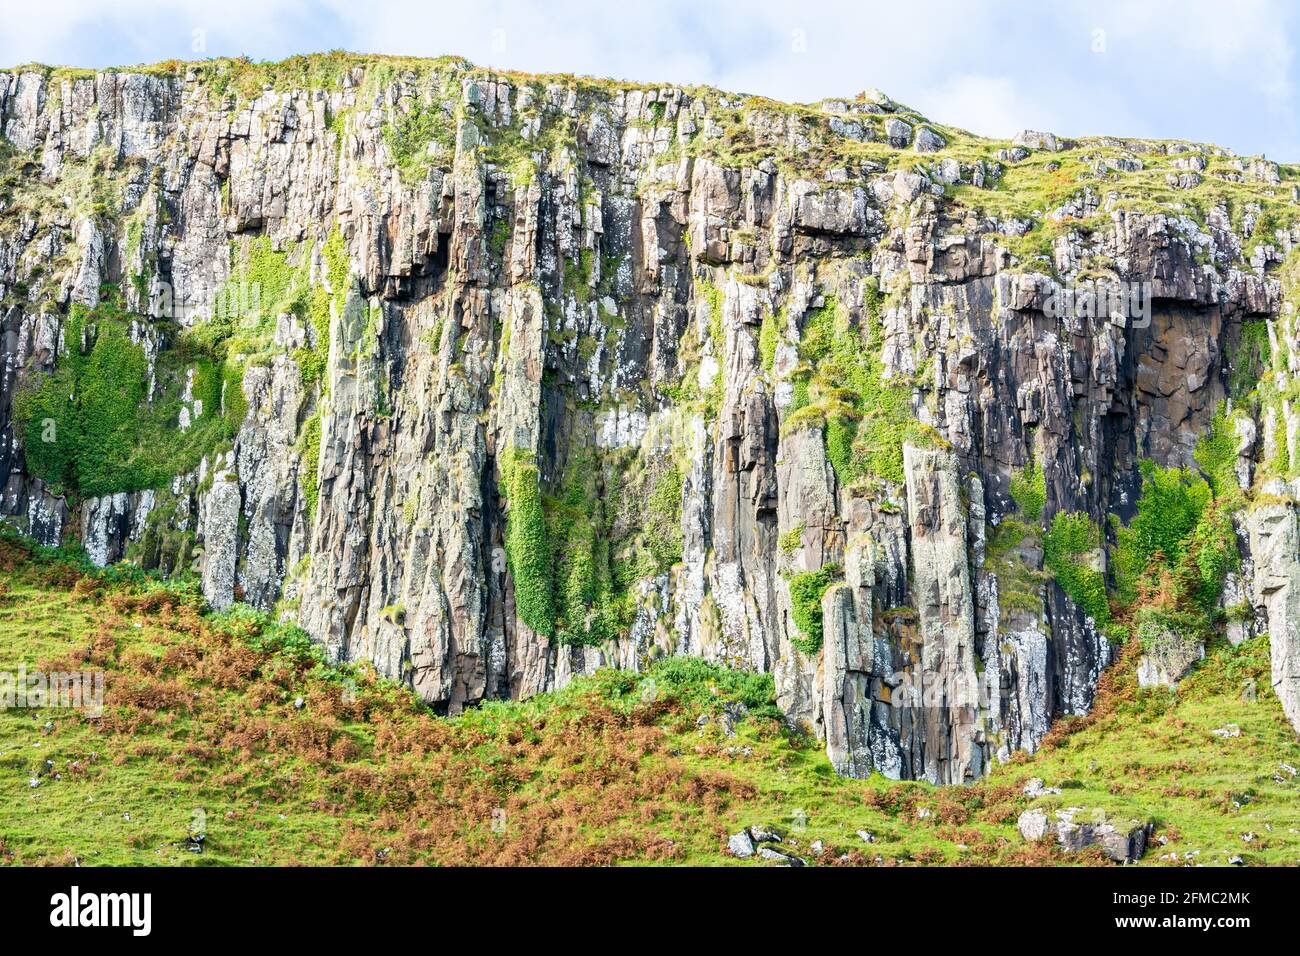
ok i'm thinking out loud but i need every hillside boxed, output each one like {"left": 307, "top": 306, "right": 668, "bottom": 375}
{"left": 1, "top": 534, "right": 1297, "bottom": 866}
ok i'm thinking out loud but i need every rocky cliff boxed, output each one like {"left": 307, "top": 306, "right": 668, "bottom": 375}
{"left": 1, "top": 53, "right": 1297, "bottom": 784}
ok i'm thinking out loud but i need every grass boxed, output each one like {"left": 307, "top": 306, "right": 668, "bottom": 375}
{"left": 1, "top": 533, "right": 1297, "bottom": 866}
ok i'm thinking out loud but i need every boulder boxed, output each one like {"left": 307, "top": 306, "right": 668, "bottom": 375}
{"left": 727, "top": 829, "right": 755, "bottom": 858}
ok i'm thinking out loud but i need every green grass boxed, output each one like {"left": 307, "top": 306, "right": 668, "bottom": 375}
{"left": 0, "top": 534, "right": 1297, "bottom": 866}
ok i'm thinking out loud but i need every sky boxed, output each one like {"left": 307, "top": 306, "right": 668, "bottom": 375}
{"left": 0, "top": 0, "right": 1294, "bottom": 159}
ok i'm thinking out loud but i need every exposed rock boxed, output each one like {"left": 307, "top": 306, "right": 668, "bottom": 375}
{"left": 885, "top": 118, "right": 913, "bottom": 148}
{"left": 756, "top": 845, "right": 804, "bottom": 866}
{"left": 727, "top": 829, "right": 755, "bottom": 858}
{"left": 1019, "top": 807, "right": 1154, "bottom": 863}
{"left": 914, "top": 127, "right": 946, "bottom": 153}
{"left": 1022, "top": 778, "right": 1061, "bottom": 798}
{"left": 1017, "top": 807, "right": 1050, "bottom": 841}
{"left": 1012, "top": 130, "right": 1064, "bottom": 152}
{"left": 1247, "top": 489, "right": 1300, "bottom": 732}
{"left": 902, "top": 444, "right": 980, "bottom": 784}
{"left": 1136, "top": 629, "right": 1204, "bottom": 688}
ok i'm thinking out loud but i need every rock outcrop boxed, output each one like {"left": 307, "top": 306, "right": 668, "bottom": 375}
{"left": 1, "top": 54, "right": 1298, "bottom": 784}
{"left": 1017, "top": 806, "right": 1154, "bottom": 863}
{"left": 1248, "top": 485, "right": 1300, "bottom": 730}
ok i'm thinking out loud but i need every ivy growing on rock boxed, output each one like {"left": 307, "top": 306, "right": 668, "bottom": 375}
{"left": 1042, "top": 512, "right": 1110, "bottom": 628}
{"left": 783, "top": 282, "right": 941, "bottom": 488}
{"left": 787, "top": 565, "right": 839, "bottom": 655}
{"left": 14, "top": 289, "right": 244, "bottom": 501}
{"left": 500, "top": 447, "right": 555, "bottom": 638}
{"left": 498, "top": 444, "right": 685, "bottom": 648}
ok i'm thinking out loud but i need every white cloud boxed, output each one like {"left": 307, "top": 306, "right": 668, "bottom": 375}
{"left": 908, "top": 75, "right": 1060, "bottom": 140}
{"left": 0, "top": 0, "right": 1294, "bottom": 156}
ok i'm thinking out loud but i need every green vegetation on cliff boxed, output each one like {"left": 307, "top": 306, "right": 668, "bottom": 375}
{"left": 785, "top": 283, "right": 939, "bottom": 487}
{"left": 1043, "top": 458, "right": 1239, "bottom": 650}
{"left": 1043, "top": 511, "right": 1110, "bottom": 627}
{"left": 14, "top": 288, "right": 243, "bottom": 500}
{"left": 1009, "top": 459, "right": 1046, "bottom": 523}
{"left": 787, "top": 566, "right": 837, "bottom": 655}
{"left": 499, "top": 444, "right": 685, "bottom": 648}
{"left": 500, "top": 448, "right": 556, "bottom": 638}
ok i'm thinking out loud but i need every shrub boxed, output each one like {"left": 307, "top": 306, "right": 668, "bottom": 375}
{"left": 788, "top": 565, "right": 838, "bottom": 655}
{"left": 1112, "top": 461, "right": 1217, "bottom": 610}
{"left": 778, "top": 522, "right": 805, "bottom": 556}
{"left": 1010, "top": 459, "right": 1046, "bottom": 523}
{"left": 1182, "top": 503, "right": 1239, "bottom": 613}
{"left": 1042, "top": 512, "right": 1109, "bottom": 626}
{"left": 1193, "top": 404, "right": 1242, "bottom": 500}
{"left": 645, "top": 656, "right": 779, "bottom": 719}
{"left": 15, "top": 296, "right": 244, "bottom": 500}
{"left": 1126, "top": 461, "right": 1210, "bottom": 567}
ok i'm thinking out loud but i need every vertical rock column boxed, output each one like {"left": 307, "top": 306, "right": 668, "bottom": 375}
{"left": 1248, "top": 488, "right": 1300, "bottom": 734}
{"left": 821, "top": 535, "right": 877, "bottom": 777}
{"left": 902, "top": 443, "right": 982, "bottom": 783}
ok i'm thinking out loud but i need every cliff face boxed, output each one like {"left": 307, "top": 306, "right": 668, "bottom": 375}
{"left": 1, "top": 54, "right": 1297, "bottom": 784}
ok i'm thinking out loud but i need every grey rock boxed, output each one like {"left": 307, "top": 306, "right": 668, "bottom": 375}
{"left": 727, "top": 829, "right": 755, "bottom": 858}
{"left": 1021, "top": 807, "right": 1153, "bottom": 863}
{"left": 885, "top": 118, "right": 913, "bottom": 148}
{"left": 756, "top": 846, "right": 804, "bottom": 866}
{"left": 1017, "top": 808, "right": 1050, "bottom": 841}
{"left": 1248, "top": 493, "right": 1300, "bottom": 733}
{"left": 1136, "top": 628, "right": 1204, "bottom": 688}
{"left": 1023, "top": 778, "right": 1061, "bottom": 797}
{"left": 1012, "top": 130, "right": 1064, "bottom": 152}
{"left": 913, "top": 126, "right": 946, "bottom": 153}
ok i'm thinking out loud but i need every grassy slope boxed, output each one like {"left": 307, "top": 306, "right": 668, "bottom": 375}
{"left": 0, "top": 535, "right": 1297, "bottom": 867}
